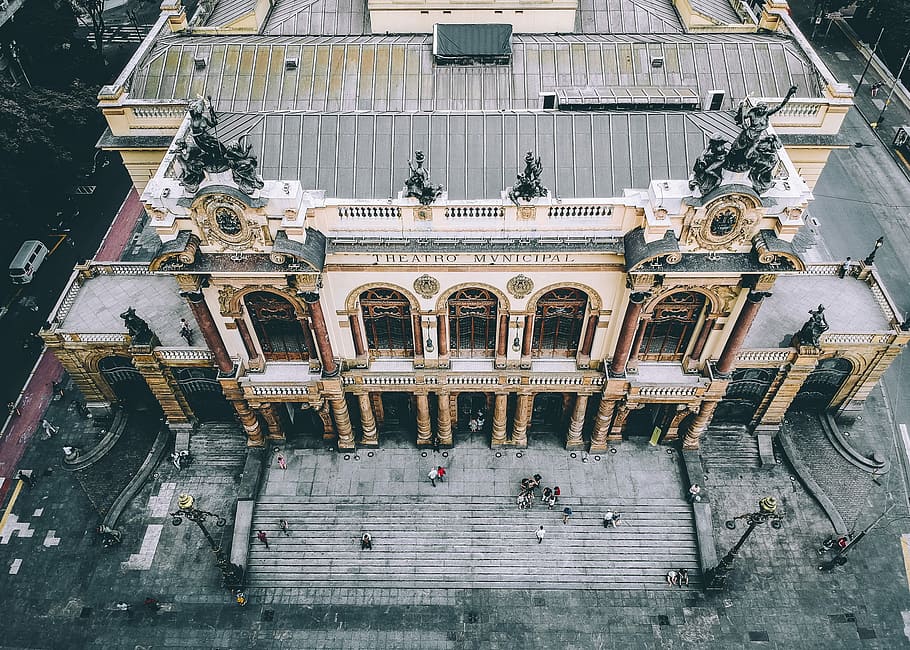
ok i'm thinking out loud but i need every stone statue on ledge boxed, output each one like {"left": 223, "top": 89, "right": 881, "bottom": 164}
{"left": 508, "top": 151, "right": 549, "bottom": 205}
{"left": 688, "top": 133, "right": 729, "bottom": 196}
{"left": 796, "top": 304, "right": 829, "bottom": 348}
{"left": 120, "top": 307, "right": 154, "bottom": 340}
{"left": 404, "top": 151, "right": 443, "bottom": 206}
{"left": 747, "top": 134, "right": 782, "bottom": 194}
{"left": 172, "top": 97, "right": 266, "bottom": 196}
{"left": 725, "top": 85, "right": 797, "bottom": 173}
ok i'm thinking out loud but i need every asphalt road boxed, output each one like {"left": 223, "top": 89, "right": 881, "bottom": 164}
{"left": 0, "top": 159, "right": 131, "bottom": 407}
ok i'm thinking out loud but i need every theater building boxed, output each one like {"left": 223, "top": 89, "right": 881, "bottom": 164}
{"left": 41, "top": 0, "right": 909, "bottom": 453}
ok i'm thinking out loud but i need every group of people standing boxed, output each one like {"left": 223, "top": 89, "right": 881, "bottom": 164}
{"left": 517, "top": 474, "right": 561, "bottom": 510}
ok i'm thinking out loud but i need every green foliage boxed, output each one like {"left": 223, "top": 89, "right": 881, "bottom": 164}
{"left": 0, "top": 84, "right": 103, "bottom": 228}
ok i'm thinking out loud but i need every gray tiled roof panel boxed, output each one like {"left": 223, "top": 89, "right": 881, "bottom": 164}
{"left": 206, "top": 0, "right": 258, "bottom": 28}
{"left": 688, "top": 0, "right": 740, "bottom": 25}
{"left": 210, "top": 110, "right": 738, "bottom": 200}
{"left": 130, "top": 34, "right": 821, "bottom": 112}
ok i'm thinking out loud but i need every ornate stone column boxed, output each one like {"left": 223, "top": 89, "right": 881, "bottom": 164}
{"left": 412, "top": 314, "right": 424, "bottom": 359}
{"left": 437, "top": 313, "right": 449, "bottom": 367}
{"left": 318, "top": 400, "right": 336, "bottom": 441}
{"left": 495, "top": 313, "right": 509, "bottom": 368}
{"left": 235, "top": 315, "right": 259, "bottom": 363}
{"left": 233, "top": 399, "right": 265, "bottom": 447}
{"left": 715, "top": 291, "right": 769, "bottom": 376}
{"left": 130, "top": 348, "right": 191, "bottom": 427}
{"left": 299, "top": 318, "right": 320, "bottom": 371}
{"left": 683, "top": 400, "right": 719, "bottom": 450}
{"left": 491, "top": 393, "right": 508, "bottom": 447}
{"left": 256, "top": 402, "right": 286, "bottom": 441}
{"left": 349, "top": 313, "right": 368, "bottom": 362}
{"left": 302, "top": 292, "right": 338, "bottom": 377}
{"left": 358, "top": 392, "right": 378, "bottom": 446}
{"left": 609, "top": 292, "right": 649, "bottom": 377}
{"left": 664, "top": 405, "right": 691, "bottom": 442}
{"left": 626, "top": 315, "right": 650, "bottom": 372}
{"left": 609, "top": 402, "right": 635, "bottom": 441}
{"left": 416, "top": 393, "right": 432, "bottom": 446}
{"left": 688, "top": 314, "right": 718, "bottom": 364}
{"left": 437, "top": 391, "right": 453, "bottom": 447}
{"left": 566, "top": 393, "right": 589, "bottom": 450}
{"left": 182, "top": 289, "right": 233, "bottom": 373}
{"left": 512, "top": 392, "right": 533, "bottom": 447}
{"left": 589, "top": 397, "right": 616, "bottom": 452}
{"left": 577, "top": 313, "right": 599, "bottom": 368}
{"left": 330, "top": 396, "right": 355, "bottom": 451}
{"left": 520, "top": 314, "right": 535, "bottom": 368}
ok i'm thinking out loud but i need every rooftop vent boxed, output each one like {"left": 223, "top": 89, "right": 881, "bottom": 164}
{"left": 650, "top": 56, "right": 665, "bottom": 68}
{"left": 554, "top": 86, "right": 699, "bottom": 111}
{"left": 705, "top": 90, "right": 725, "bottom": 110}
{"left": 285, "top": 57, "right": 298, "bottom": 71}
{"left": 193, "top": 56, "right": 207, "bottom": 70}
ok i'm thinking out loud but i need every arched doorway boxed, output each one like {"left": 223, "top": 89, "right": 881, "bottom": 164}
{"left": 380, "top": 392, "right": 415, "bottom": 445}
{"left": 638, "top": 292, "right": 707, "bottom": 362}
{"left": 457, "top": 392, "right": 491, "bottom": 442}
{"left": 98, "top": 356, "right": 158, "bottom": 412}
{"left": 792, "top": 358, "right": 853, "bottom": 410}
{"left": 360, "top": 288, "right": 414, "bottom": 356}
{"left": 532, "top": 288, "right": 588, "bottom": 357}
{"left": 245, "top": 291, "right": 310, "bottom": 362}
{"left": 715, "top": 368, "right": 778, "bottom": 424}
{"left": 448, "top": 288, "right": 498, "bottom": 358}
{"left": 285, "top": 403, "right": 326, "bottom": 448}
{"left": 530, "top": 393, "right": 566, "bottom": 445}
{"left": 174, "top": 367, "right": 233, "bottom": 422}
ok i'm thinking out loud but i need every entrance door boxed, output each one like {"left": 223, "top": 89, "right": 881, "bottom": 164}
{"left": 98, "top": 356, "right": 159, "bottom": 413}
{"left": 457, "top": 392, "right": 490, "bottom": 442}
{"left": 625, "top": 404, "right": 671, "bottom": 438}
{"left": 285, "top": 403, "right": 325, "bottom": 449}
{"left": 175, "top": 368, "right": 233, "bottom": 422}
{"left": 792, "top": 358, "right": 852, "bottom": 410}
{"left": 530, "top": 393, "right": 565, "bottom": 446}
{"left": 380, "top": 392, "right": 415, "bottom": 444}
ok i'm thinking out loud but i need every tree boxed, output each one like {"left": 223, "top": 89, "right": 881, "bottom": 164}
{"left": 69, "top": 0, "right": 106, "bottom": 54}
{"left": 0, "top": 84, "right": 103, "bottom": 229}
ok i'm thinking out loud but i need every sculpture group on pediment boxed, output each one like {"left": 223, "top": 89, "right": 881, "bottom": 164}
{"left": 508, "top": 151, "right": 549, "bottom": 205}
{"left": 171, "top": 97, "right": 265, "bottom": 196}
{"left": 404, "top": 151, "right": 443, "bottom": 206}
{"left": 120, "top": 307, "right": 154, "bottom": 340}
{"left": 689, "top": 85, "right": 797, "bottom": 197}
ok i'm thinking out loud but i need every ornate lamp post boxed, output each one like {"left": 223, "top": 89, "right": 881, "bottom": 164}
{"left": 863, "top": 236, "right": 884, "bottom": 266}
{"left": 705, "top": 496, "right": 783, "bottom": 591}
{"left": 170, "top": 494, "right": 244, "bottom": 590}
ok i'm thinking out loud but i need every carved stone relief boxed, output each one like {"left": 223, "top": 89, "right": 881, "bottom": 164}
{"left": 686, "top": 196, "right": 758, "bottom": 251}
{"left": 194, "top": 193, "right": 260, "bottom": 251}
{"left": 413, "top": 274, "right": 440, "bottom": 299}
{"left": 507, "top": 274, "right": 534, "bottom": 299}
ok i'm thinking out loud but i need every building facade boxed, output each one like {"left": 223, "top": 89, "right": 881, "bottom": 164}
{"left": 41, "top": 0, "right": 909, "bottom": 453}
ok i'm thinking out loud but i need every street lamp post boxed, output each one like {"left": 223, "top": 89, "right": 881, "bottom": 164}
{"left": 170, "top": 494, "right": 245, "bottom": 590}
{"left": 872, "top": 47, "right": 910, "bottom": 129}
{"left": 863, "top": 236, "right": 884, "bottom": 266}
{"left": 705, "top": 497, "right": 783, "bottom": 591}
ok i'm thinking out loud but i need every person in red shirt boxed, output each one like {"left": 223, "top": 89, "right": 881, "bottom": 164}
{"left": 436, "top": 466, "right": 446, "bottom": 482}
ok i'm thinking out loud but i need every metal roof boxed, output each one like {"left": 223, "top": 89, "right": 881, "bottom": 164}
{"left": 434, "top": 24, "right": 512, "bottom": 59}
{"left": 200, "top": 110, "right": 738, "bottom": 200}
{"left": 206, "top": 0, "right": 257, "bottom": 28}
{"left": 129, "top": 34, "right": 820, "bottom": 112}
{"left": 578, "top": 0, "right": 683, "bottom": 33}
{"left": 689, "top": 0, "right": 741, "bottom": 25}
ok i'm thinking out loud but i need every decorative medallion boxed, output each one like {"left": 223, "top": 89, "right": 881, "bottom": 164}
{"left": 507, "top": 274, "right": 534, "bottom": 299}
{"left": 415, "top": 206, "right": 433, "bottom": 221}
{"left": 195, "top": 193, "right": 259, "bottom": 250}
{"left": 413, "top": 274, "right": 440, "bottom": 299}
{"left": 686, "top": 195, "right": 758, "bottom": 250}
{"left": 517, "top": 206, "right": 536, "bottom": 220}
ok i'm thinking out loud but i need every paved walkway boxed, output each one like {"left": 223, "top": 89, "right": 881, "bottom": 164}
{"left": 94, "top": 189, "right": 143, "bottom": 263}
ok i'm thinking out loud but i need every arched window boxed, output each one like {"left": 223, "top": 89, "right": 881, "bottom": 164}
{"left": 532, "top": 288, "right": 588, "bottom": 357}
{"left": 245, "top": 291, "right": 309, "bottom": 362}
{"left": 448, "top": 288, "right": 498, "bottom": 357}
{"left": 360, "top": 288, "right": 414, "bottom": 356}
{"left": 638, "top": 292, "right": 706, "bottom": 362}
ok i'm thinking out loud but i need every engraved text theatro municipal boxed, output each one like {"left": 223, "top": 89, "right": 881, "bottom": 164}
{"left": 372, "top": 253, "right": 576, "bottom": 264}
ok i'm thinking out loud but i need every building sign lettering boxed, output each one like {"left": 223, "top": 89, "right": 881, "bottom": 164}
{"left": 371, "top": 253, "right": 576, "bottom": 265}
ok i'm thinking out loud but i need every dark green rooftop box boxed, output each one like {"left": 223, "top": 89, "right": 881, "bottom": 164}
{"left": 433, "top": 23, "right": 512, "bottom": 65}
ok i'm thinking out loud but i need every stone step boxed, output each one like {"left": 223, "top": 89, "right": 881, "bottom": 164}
{"left": 245, "top": 495, "right": 700, "bottom": 591}
{"left": 190, "top": 424, "right": 247, "bottom": 469}
{"left": 702, "top": 426, "right": 761, "bottom": 469}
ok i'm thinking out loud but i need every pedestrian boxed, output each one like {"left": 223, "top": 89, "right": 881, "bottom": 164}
{"left": 871, "top": 82, "right": 882, "bottom": 98}
{"left": 428, "top": 467, "right": 439, "bottom": 487}
{"left": 687, "top": 484, "right": 701, "bottom": 503}
{"left": 277, "top": 453, "right": 287, "bottom": 470}
{"left": 603, "top": 510, "right": 622, "bottom": 528}
{"left": 469, "top": 417, "right": 479, "bottom": 432}
{"left": 546, "top": 494, "right": 556, "bottom": 510}
{"left": 51, "top": 381, "right": 65, "bottom": 400}
{"left": 553, "top": 486, "right": 561, "bottom": 499}
{"left": 257, "top": 529, "right": 270, "bottom": 549}
{"left": 361, "top": 532, "right": 372, "bottom": 550}
{"left": 838, "top": 257, "right": 852, "bottom": 278}
{"left": 436, "top": 466, "right": 446, "bottom": 482}
{"left": 536, "top": 525, "right": 545, "bottom": 544}
{"left": 7, "top": 402, "right": 20, "bottom": 417}
{"left": 678, "top": 568, "right": 689, "bottom": 586}
{"left": 666, "top": 570, "right": 679, "bottom": 586}
{"left": 562, "top": 506, "right": 572, "bottom": 524}
{"left": 16, "top": 471, "right": 35, "bottom": 489}
{"left": 279, "top": 518, "right": 289, "bottom": 536}
{"left": 179, "top": 318, "right": 194, "bottom": 344}
{"left": 235, "top": 591, "right": 247, "bottom": 607}
{"left": 542, "top": 487, "right": 553, "bottom": 502}
{"left": 40, "top": 419, "right": 59, "bottom": 438}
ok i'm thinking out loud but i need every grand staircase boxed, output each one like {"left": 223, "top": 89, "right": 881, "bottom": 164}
{"left": 245, "top": 494, "right": 701, "bottom": 591}
{"left": 701, "top": 424, "right": 762, "bottom": 471}
{"left": 189, "top": 423, "right": 247, "bottom": 472}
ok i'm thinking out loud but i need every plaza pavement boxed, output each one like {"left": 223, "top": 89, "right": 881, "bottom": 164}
{"left": 0, "top": 377, "right": 909, "bottom": 649}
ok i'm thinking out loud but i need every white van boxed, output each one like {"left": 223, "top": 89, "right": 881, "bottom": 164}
{"left": 9, "top": 240, "right": 49, "bottom": 284}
